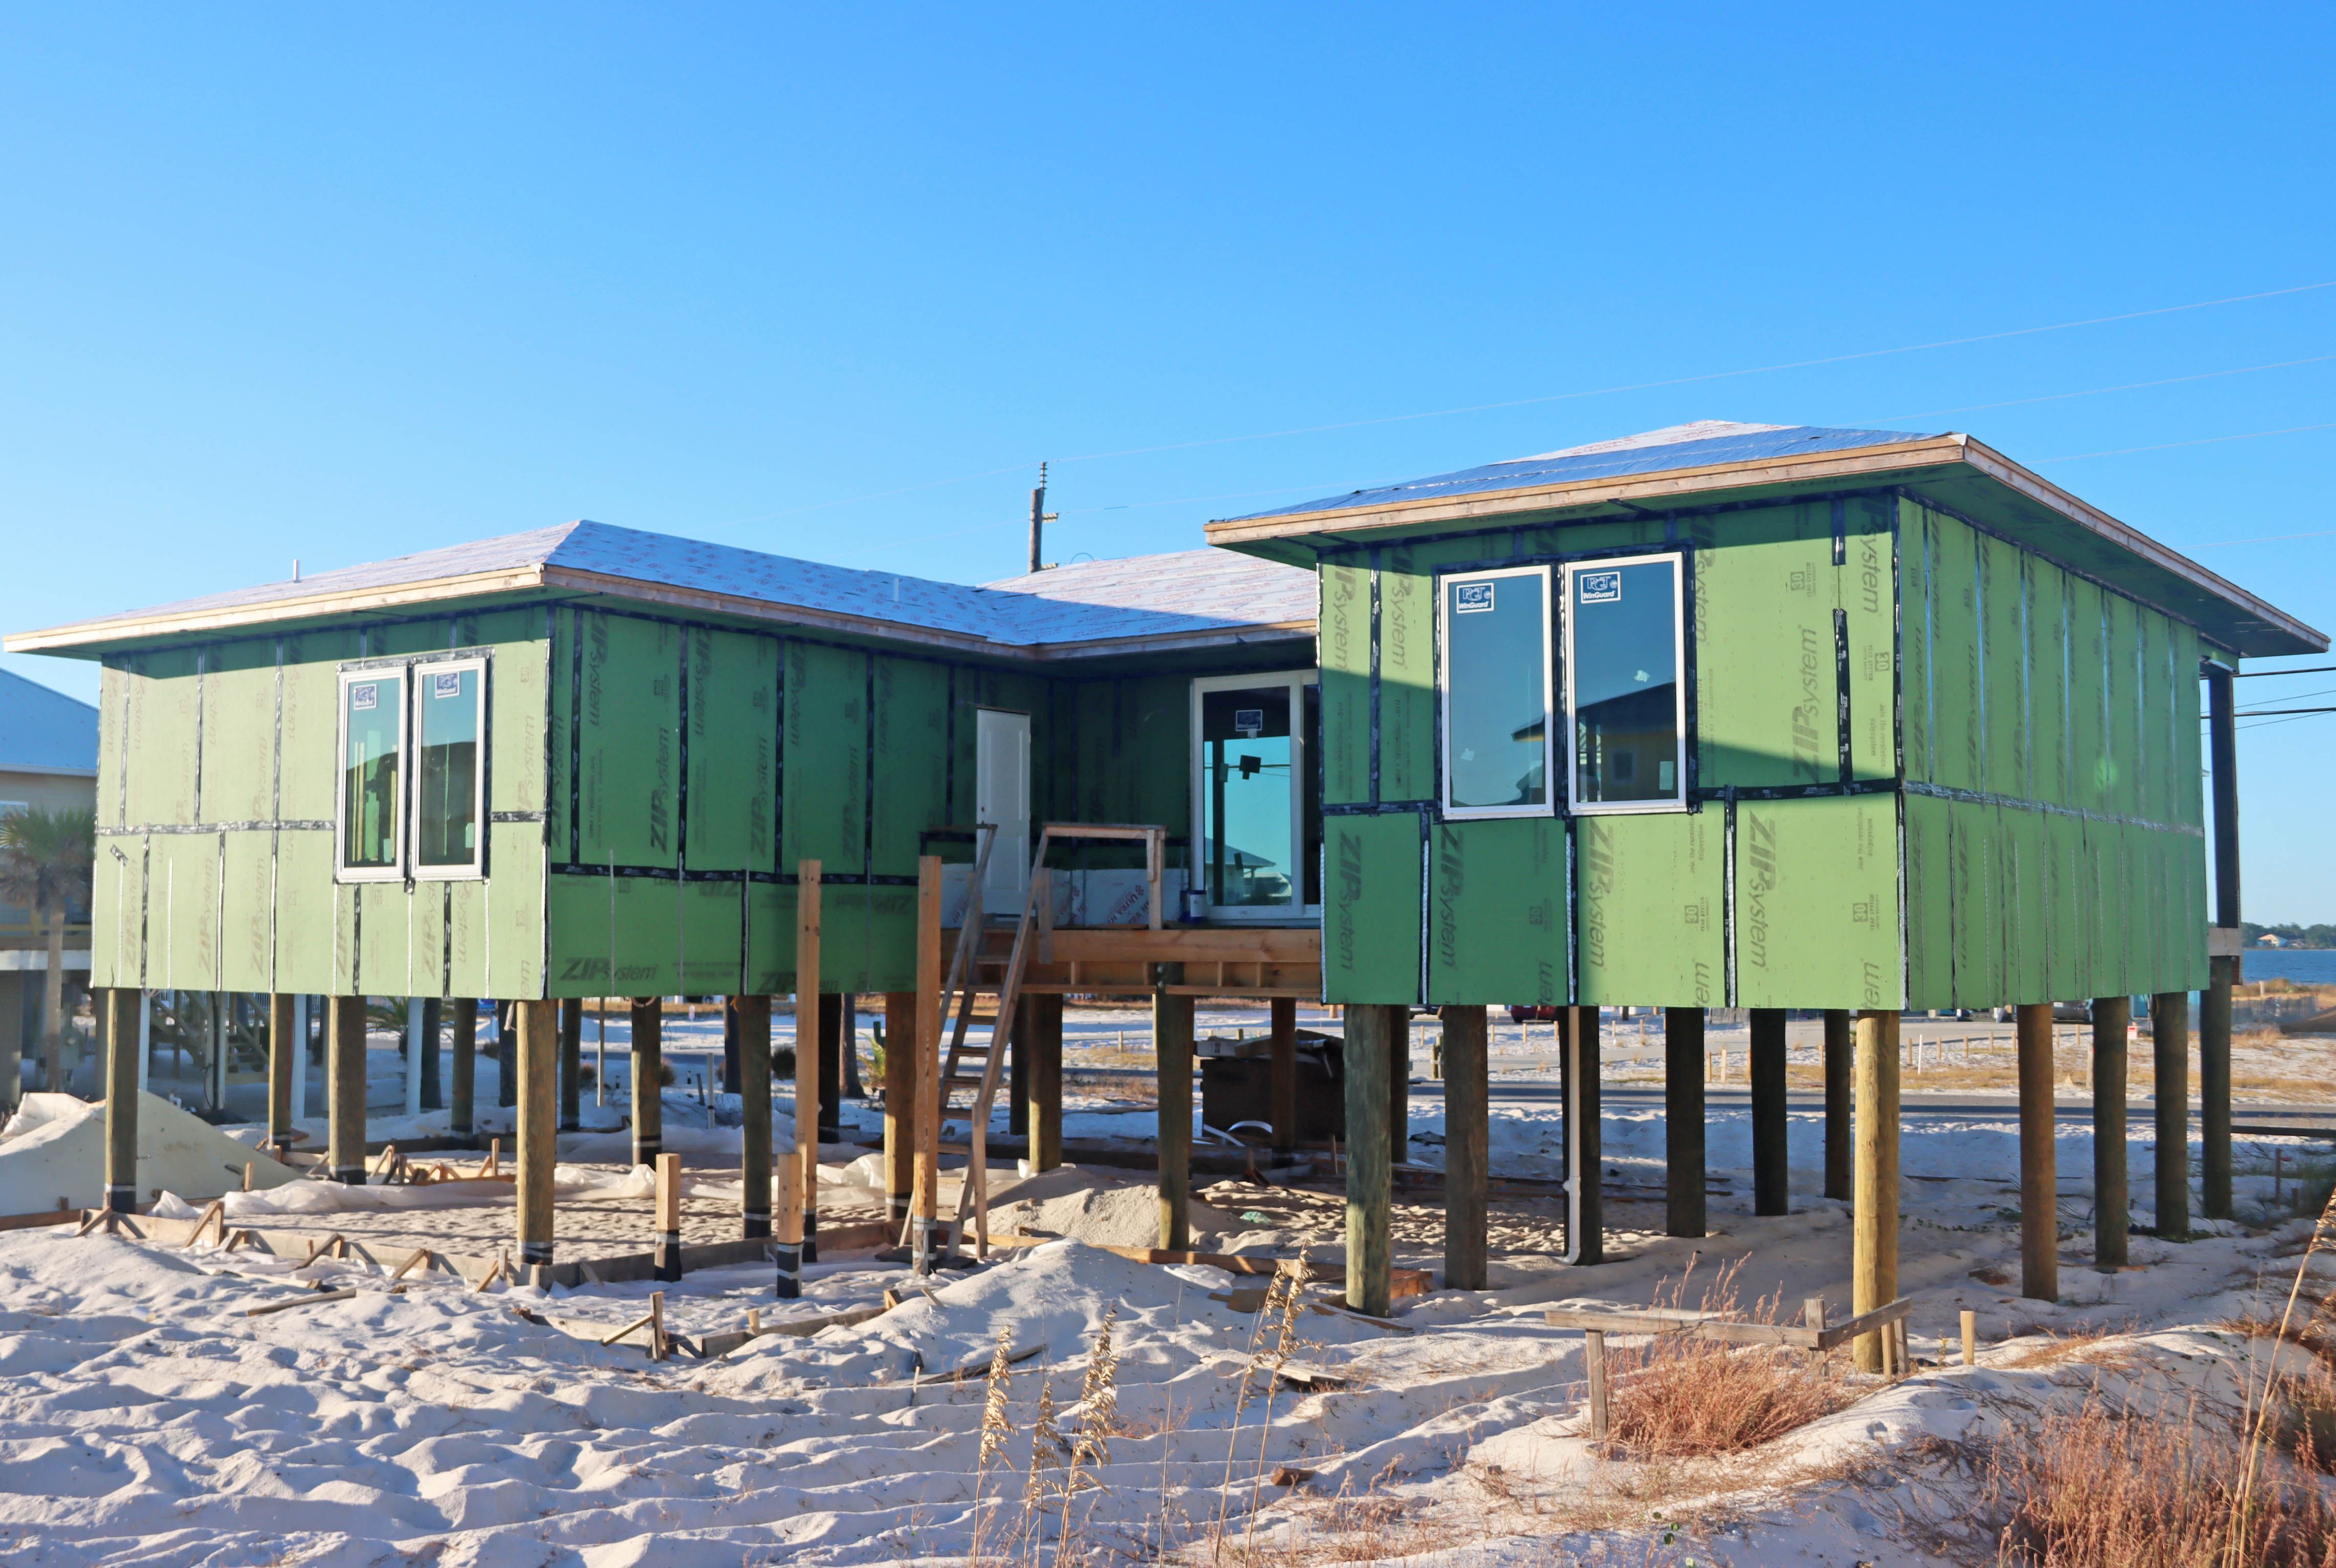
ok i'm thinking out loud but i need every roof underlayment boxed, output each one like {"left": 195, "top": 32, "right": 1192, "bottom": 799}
{"left": 0, "top": 668, "right": 98, "bottom": 776}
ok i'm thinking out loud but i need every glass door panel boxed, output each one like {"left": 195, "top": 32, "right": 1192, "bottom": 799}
{"left": 1200, "top": 686, "right": 1294, "bottom": 909}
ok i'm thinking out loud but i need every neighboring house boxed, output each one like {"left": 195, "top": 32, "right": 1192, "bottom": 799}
{"left": 0, "top": 668, "right": 99, "bottom": 1076}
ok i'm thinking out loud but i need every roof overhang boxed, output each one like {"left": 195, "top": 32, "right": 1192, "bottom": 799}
{"left": 6, "top": 563, "right": 1314, "bottom": 666}
{"left": 1205, "top": 432, "right": 2326, "bottom": 659}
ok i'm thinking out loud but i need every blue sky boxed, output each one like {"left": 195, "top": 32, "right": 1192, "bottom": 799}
{"left": 3, "top": 6, "right": 2332, "bottom": 918}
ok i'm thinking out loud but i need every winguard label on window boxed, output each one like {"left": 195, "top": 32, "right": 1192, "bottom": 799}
{"left": 350, "top": 683, "right": 378, "bottom": 711}
{"left": 1453, "top": 581, "right": 1495, "bottom": 613}
{"left": 1577, "top": 571, "right": 1621, "bottom": 604}
{"left": 432, "top": 672, "right": 463, "bottom": 699}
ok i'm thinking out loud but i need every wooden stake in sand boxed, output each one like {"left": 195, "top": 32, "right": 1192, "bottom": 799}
{"left": 1962, "top": 1308, "right": 1978, "bottom": 1366}
{"left": 654, "top": 1151, "right": 683, "bottom": 1283}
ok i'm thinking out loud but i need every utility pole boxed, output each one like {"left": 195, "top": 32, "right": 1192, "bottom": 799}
{"left": 1028, "top": 462, "right": 1058, "bottom": 574}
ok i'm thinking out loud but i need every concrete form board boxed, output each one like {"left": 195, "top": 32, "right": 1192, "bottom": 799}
{"left": 1734, "top": 794, "right": 1898, "bottom": 1009}
{"left": 1429, "top": 817, "right": 1565, "bottom": 1006}
{"left": 1574, "top": 811, "right": 1720, "bottom": 1007}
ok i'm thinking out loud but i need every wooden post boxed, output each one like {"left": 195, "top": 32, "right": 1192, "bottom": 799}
{"left": 912, "top": 856, "right": 943, "bottom": 1272}
{"left": 1961, "top": 1309, "right": 1977, "bottom": 1366}
{"left": 883, "top": 990, "right": 915, "bottom": 1223}
{"left": 2152, "top": 991, "right": 2190, "bottom": 1241}
{"left": 515, "top": 998, "right": 558, "bottom": 1271}
{"left": 1852, "top": 1009, "right": 1899, "bottom": 1373}
{"left": 1664, "top": 1006, "right": 1706, "bottom": 1238}
{"left": 794, "top": 861, "right": 821, "bottom": 1260}
{"left": 736, "top": 993, "right": 773, "bottom": 1240}
{"left": 772, "top": 1135, "right": 802, "bottom": 1298}
{"left": 1008, "top": 995, "right": 1031, "bottom": 1139}
{"left": 449, "top": 999, "right": 476, "bottom": 1139}
{"left": 1822, "top": 1008, "right": 1852, "bottom": 1202}
{"left": 103, "top": 989, "right": 138, "bottom": 1212}
{"left": 1749, "top": 1008, "right": 1788, "bottom": 1216}
{"left": 1155, "top": 963, "right": 1194, "bottom": 1251}
{"left": 1268, "top": 996, "right": 1298, "bottom": 1154}
{"left": 557, "top": 997, "right": 582, "bottom": 1132}
{"left": 1440, "top": 1004, "right": 1489, "bottom": 1291}
{"left": 2201, "top": 959, "right": 2234, "bottom": 1221}
{"left": 1389, "top": 1015, "right": 1409, "bottom": 1161}
{"left": 496, "top": 1002, "right": 517, "bottom": 1108}
{"left": 2092, "top": 995, "right": 2130, "bottom": 1269}
{"left": 1343, "top": 1002, "right": 1397, "bottom": 1315}
{"left": 1562, "top": 1005, "right": 1602, "bottom": 1266}
{"left": 2016, "top": 1002, "right": 2058, "bottom": 1302}
{"left": 630, "top": 997, "right": 662, "bottom": 1168}
{"left": 1028, "top": 992, "right": 1063, "bottom": 1172}
{"left": 327, "top": 994, "right": 368, "bottom": 1186}
{"left": 819, "top": 994, "right": 844, "bottom": 1143}
{"left": 654, "top": 1150, "right": 682, "bottom": 1282}
{"left": 404, "top": 998, "right": 426, "bottom": 1119}
{"left": 266, "top": 993, "right": 295, "bottom": 1151}
{"left": 420, "top": 997, "right": 443, "bottom": 1112}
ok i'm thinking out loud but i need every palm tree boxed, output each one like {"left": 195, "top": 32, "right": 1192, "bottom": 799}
{"left": 0, "top": 807, "right": 95, "bottom": 1098}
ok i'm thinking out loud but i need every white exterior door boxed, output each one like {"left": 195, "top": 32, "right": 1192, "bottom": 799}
{"left": 974, "top": 708, "right": 1031, "bottom": 911}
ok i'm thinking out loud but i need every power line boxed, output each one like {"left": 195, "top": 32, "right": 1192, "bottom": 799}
{"left": 1860, "top": 353, "right": 2336, "bottom": 425}
{"left": 2038, "top": 421, "right": 2336, "bottom": 463}
{"left": 2195, "top": 528, "right": 2336, "bottom": 548}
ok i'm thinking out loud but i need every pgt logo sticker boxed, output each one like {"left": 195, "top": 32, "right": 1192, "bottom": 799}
{"left": 350, "top": 683, "right": 378, "bottom": 711}
{"left": 432, "top": 671, "right": 463, "bottom": 699}
{"left": 1578, "top": 570, "right": 1622, "bottom": 605}
{"left": 1453, "top": 581, "right": 1495, "bottom": 613}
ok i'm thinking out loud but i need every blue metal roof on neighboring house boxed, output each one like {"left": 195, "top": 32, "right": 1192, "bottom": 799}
{"left": 0, "top": 669, "right": 98, "bottom": 776}
{"left": 1226, "top": 421, "right": 1937, "bottom": 521}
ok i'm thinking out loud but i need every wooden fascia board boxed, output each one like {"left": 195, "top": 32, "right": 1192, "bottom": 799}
{"left": 1949, "top": 437, "right": 2326, "bottom": 654}
{"left": 4, "top": 566, "right": 554, "bottom": 655}
{"left": 1200, "top": 436, "right": 1970, "bottom": 546}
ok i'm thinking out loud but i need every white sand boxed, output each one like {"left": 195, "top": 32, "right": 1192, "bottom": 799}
{"left": 0, "top": 1093, "right": 303, "bottom": 1214}
{"left": 0, "top": 1092, "right": 2326, "bottom": 1564}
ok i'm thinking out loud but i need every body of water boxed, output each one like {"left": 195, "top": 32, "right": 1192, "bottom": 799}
{"left": 2243, "top": 948, "right": 2336, "bottom": 986}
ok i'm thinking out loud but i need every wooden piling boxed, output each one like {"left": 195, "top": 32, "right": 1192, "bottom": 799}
{"left": 1440, "top": 1004, "right": 1489, "bottom": 1291}
{"left": 1664, "top": 1006, "right": 1706, "bottom": 1238}
{"left": 2152, "top": 992, "right": 2190, "bottom": 1240}
{"left": 772, "top": 1139, "right": 802, "bottom": 1299}
{"left": 1155, "top": 963, "right": 1194, "bottom": 1251}
{"left": 103, "top": 989, "right": 137, "bottom": 1212}
{"left": 1028, "top": 992, "right": 1063, "bottom": 1172}
{"left": 1008, "top": 995, "right": 1031, "bottom": 1139}
{"left": 1268, "top": 996, "right": 1298, "bottom": 1154}
{"left": 818, "top": 993, "right": 844, "bottom": 1143}
{"left": 558, "top": 997, "right": 582, "bottom": 1132}
{"left": 794, "top": 860, "right": 821, "bottom": 1259}
{"left": 653, "top": 1150, "right": 682, "bottom": 1282}
{"left": 2016, "top": 1002, "right": 2058, "bottom": 1302}
{"left": 882, "top": 990, "right": 915, "bottom": 1223}
{"left": 496, "top": 1002, "right": 517, "bottom": 1108}
{"left": 630, "top": 997, "right": 662, "bottom": 1168}
{"left": 1344, "top": 1002, "right": 1398, "bottom": 1316}
{"left": 1749, "top": 1008, "right": 1788, "bottom": 1216}
{"left": 1822, "top": 1008, "right": 1852, "bottom": 1202}
{"left": 2201, "top": 957, "right": 2234, "bottom": 1220}
{"left": 449, "top": 999, "right": 476, "bottom": 1137}
{"left": 515, "top": 999, "right": 558, "bottom": 1270}
{"left": 327, "top": 994, "right": 368, "bottom": 1186}
{"left": 911, "top": 856, "right": 943, "bottom": 1272}
{"left": 267, "top": 993, "right": 296, "bottom": 1151}
{"left": 1852, "top": 1009, "right": 1899, "bottom": 1373}
{"left": 1390, "top": 1015, "right": 1409, "bottom": 1161}
{"left": 736, "top": 993, "right": 773, "bottom": 1240}
{"left": 2092, "top": 995, "right": 2129, "bottom": 1268}
{"left": 420, "top": 997, "right": 443, "bottom": 1112}
{"left": 1562, "top": 1006, "right": 1602, "bottom": 1266}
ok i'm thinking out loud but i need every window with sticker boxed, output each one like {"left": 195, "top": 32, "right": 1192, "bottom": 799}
{"left": 1564, "top": 554, "right": 1685, "bottom": 810}
{"left": 337, "top": 658, "right": 489, "bottom": 879}
{"left": 1439, "top": 566, "right": 1552, "bottom": 818}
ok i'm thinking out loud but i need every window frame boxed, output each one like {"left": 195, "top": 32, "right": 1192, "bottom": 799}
{"left": 408, "top": 654, "right": 491, "bottom": 882}
{"left": 1562, "top": 551, "right": 1689, "bottom": 816}
{"left": 1187, "top": 668, "right": 1320, "bottom": 924}
{"left": 1436, "top": 563, "right": 1557, "bottom": 822}
{"left": 334, "top": 667, "right": 411, "bottom": 884}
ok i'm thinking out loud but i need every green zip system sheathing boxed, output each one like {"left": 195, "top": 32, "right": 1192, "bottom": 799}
{"left": 88, "top": 597, "right": 1273, "bottom": 1001}
{"left": 1315, "top": 492, "right": 2208, "bottom": 1011}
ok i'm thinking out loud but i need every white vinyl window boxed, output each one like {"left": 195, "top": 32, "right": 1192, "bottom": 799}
{"left": 1563, "top": 554, "right": 1687, "bottom": 813}
{"left": 1439, "top": 566, "right": 1555, "bottom": 820}
{"left": 336, "top": 657, "right": 491, "bottom": 883}
{"left": 336, "top": 669, "right": 408, "bottom": 881}
{"left": 412, "top": 658, "right": 488, "bottom": 879}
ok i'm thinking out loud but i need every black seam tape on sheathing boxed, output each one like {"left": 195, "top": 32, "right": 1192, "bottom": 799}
{"left": 100, "top": 819, "right": 335, "bottom": 835}
{"left": 1835, "top": 606, "right": 1852, "bottom": 784}
{"left": 546, "top": 863, "right": 917, "bottom": 885}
